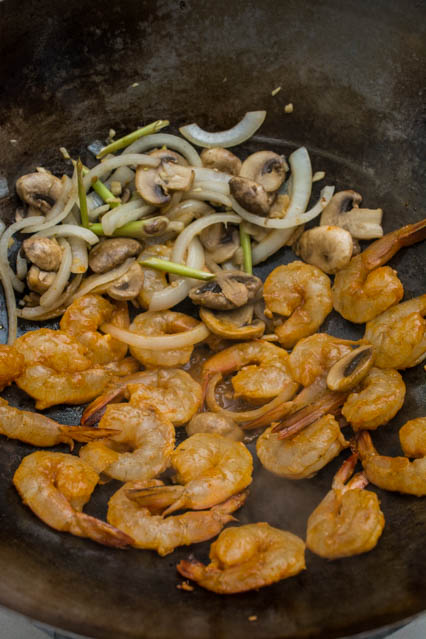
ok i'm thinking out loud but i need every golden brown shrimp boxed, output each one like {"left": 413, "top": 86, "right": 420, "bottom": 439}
{"left": 79, "top": 403, "right": 175, "bottom": 482}
{"left": 202, "top": 340, "right": 299, "bottom": 403}
{"left": 399, "top": 417, "right": 426, "bottom": 458}
{"left": 129, "top": 311, "right": 199, "bottom": 368}
{"left": 364, "top": 294, "right": 426, "bottom": 369}
{"left": 263, "top": 261, "right": 333, "bottom": 348}
{"left": 0, "top": 398, "right": 116, "bottom": 448}
{"left": 13, "top": 451, "right": 132, "bottom": 547}
{"left": 128, "top": 433, "right": 253, "bottom": 514}
{"left": 177, "top": 523, "right": 306, "bottom": 594}
{"left": 356, "top": 431, "right": 426, "bottom": 496}
{"left": 107, "top": 478, "right": 248, "bottom": 556}
{"left": 13, "top": 328, "right": 113, "bottom": 409}
{"left": 257, "top": 414, "right": 349, "bottom": 479}
{"left": 60, "top": 294, "right": 129, "bottom": 365}
{"left": 306, "top": 454, "right": 385, "bottom": 559}
{"left": 0, "top": 344, "right": 24, "bottom": 391}
{"left": 332, "top": 218, "right": 426, "bottom": 323}
{"left": 341, "top": 367, "right": 405, "bottom": 431}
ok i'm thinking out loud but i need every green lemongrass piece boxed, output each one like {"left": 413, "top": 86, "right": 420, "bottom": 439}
{"left": 139, "top": 257, "right": 215, "bottom": 281}
{"left": 239, "top": 225, "right": 253, "bottom": 274}
{"left": 89, "top": 217, "right": 170, "bottom": 239}
{"left": 96, "top": 120, "right": 170, "bottom": 159}
{"left": 81, "top": 166, "right": 121, "bottom": 209}
{"left": 77, "top": 159, "right": 90, "bottom": 228}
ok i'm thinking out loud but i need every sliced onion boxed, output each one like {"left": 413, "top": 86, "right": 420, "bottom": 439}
{"left": 285, "top": 147, "right": 312, "bottom": 220}
{"left": 184, "top": 190, "right": 232, "bottom": 207}
{"left": 192, "top": 168, "right": 231, "bottom": 184}
{"left": 125, "top": 133, "right": 202, "bottom": 167}
{"left": 0, "top": 215, "right": 45, "bottom": 292}
{"left": 33, "top": 224, "right": 99, "bottom": 245}
{"left": 88, "top": 204, "right": 110, "bottom": 221}
{"left": 72, "top": 258, "right": 135, "bottom": 299}
{"left": 179, "top": 111, "right": 266, "bottom": 149}
{"left": 191, "top": 181, "right": 230, "bottom": 196}
{"left": 25, "top": 172, "right": 77, "bottom": 233}
{"left": 83, "top": 154, "right": 160, "bottom": 191}
{"left": 39, "top": 239, "right": 72, "bottom": 308}
{"left": 63, "top": 211, "right": 89, "bottom": 273}
{"left": 0, "top": 259, "right": 17, "bottom": 344}
{"left": 101, "top": 320, "right": 209, "bottom": 350}
{"left": 105, "top": 166, "right": 135, "bottom": 188}
{"left": 0, "top": 220, "right": 6, "bottom": 236}
{"left": 166, "top": 199, "right": 214, "bottom": 223}
{"left": 101, "top": 201, "right": 155, "bottom": 236}
{"left": 16, "top": 252, "right": 28, "bottom": 280}
{"left": 172, "top": 213, "right": 241, "bottom": 265}
{"left": 18, "top": 274, "right": 83, "bottom": 319}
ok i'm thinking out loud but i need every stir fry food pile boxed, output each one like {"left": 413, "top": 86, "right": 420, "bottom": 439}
{"left": 0, "top": 112, "right": 425, "bottom": 594}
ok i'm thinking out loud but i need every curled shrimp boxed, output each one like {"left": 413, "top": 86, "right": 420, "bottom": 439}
{"left": 332, "top": 218, "right": 426, "bottom": 323}
{"left": 202, "top": 340, "right": 299, "bottom": 404}
{"left": 128, "top": 311, "right": 199, "bottom": 368}
{"left": 364, "top": 294, "right": 426, "bottom": 369}
{"left": 257, "top": 414, "right": 349, "bottom": 479}
{"left": 0, "top": 344, "right": 24, "bottom": 391}
{"left": 107, "top": 479, "right": 248, "bottom": 556}
{"left": 127, "top": 433, "right": 253, "bottom": 514}
{"left": 306, "top": 454, "right": 385, "bottom": 559}
{"left": 357, "top": 431, "right": 426, "bottom": 496}
{"left": 289, "top": 333, "right": 362, "bottom": 387}
{"left": 177, "top": 522, "right": 306, "bottom": 594}
{"left": 341, "top": 367, "right": 405, "bottom": 431}
{"left": 399, "top": 417, "right": 426, "bottom": 459}
{"left": 79, "top": 403, "right": 175, "bottom": 482}
{"left": 60, "top": 294, "right": 129, "bottom": 365}
{"left": 263, "top": 261, "right": 333, "bottom": 348}
{"left": 13, "top": 451, "right": 132, "bottom": 547}
{"left": 13, "top": 328, "right": 113, "bottom": 409}
{"left": 0, "top": 398, "right": 115, "bottom": 448}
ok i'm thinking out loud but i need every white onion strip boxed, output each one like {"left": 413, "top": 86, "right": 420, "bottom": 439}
{"left": 184, "top": 190, "right": 232, "bottom": 207}
{"left": 25, "top": 172, "right": 77, "bottom": 233}
{"left": 0, "top": 215, "right": 45, "bottom": 292}
{"left": 72, "top": 258, "right": 135, "bottom": 299}
{"left": 101, "top": 201, "right": 155, "bottom": 236}
{"left": 192, "top": 181, "right": 231, "bottom": 196}
{"left": 18, "top": 274, "right": 83, "bottom": 320}
{"left": 179, "top": 111, "right": 267, "bottom": 148}
{"left": 83, "top": 154, "right": 160, "bottom": 191}
{"left": 0, "top": 259, "right": 17, "bottom": 344}
{"left": 285, "top": 147, "right": 312, "bottom": 220}
{"left": 192, "top": 168, "right": 231, "bottom": 184}
{"left": 101, "top": 321, "right": 209, "bottom": 350}
{"left": 125, "top": 134, "right": 202, "bottom": 167}
{"left": 172, "top": 213, "right": 241, "bottom": 264}
{"left": 39, "top": 239, "right": 72, "bottom": 308}
{"left": 33, "top": 225, "right": 99, "bottom": 245}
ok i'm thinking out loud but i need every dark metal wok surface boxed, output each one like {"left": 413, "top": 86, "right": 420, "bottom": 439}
{"left": 0, "top": 1, "right": 425, "bottom": 638}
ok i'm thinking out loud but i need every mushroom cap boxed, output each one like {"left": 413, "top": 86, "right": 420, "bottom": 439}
{"left": 200, "top": 223, "right": 239, "bottom": 264}
{"left": 26, "top": 265, "right": 56, "bottom": 294}
{"left": 107, "top": 262, "right": 145, "bottom": 300}
{"left": 149, "top": 148, "right": 188, "bottom": 166}
{"left": 327, "top": 345, "right": 375, "bottom": 392}
{"left": 239, "top": 151, "right": 288, "bottom": 192}
{"left": 200, "top": 306, "right": 265, "bottom": 340}
{"left": 229, "top": 176, "right": 270, "bottom": 216}
{"left": 88, "top": 238, "right": 142, "bottom": 274}
{"left": 22, "top": 236, "right": 63, "bottom": 271}
{"left": 320, "top": 190, "right": 363, "bottom": 226}
{"left": 320, "top": 190, "right": 383, "bottom": 240}
{"left": 201, "top": 147, "right": 242, "bottom": 175}
{"left": 189, "top": 271, "right": 263, "bottom": 310}
{"left": 294, "top": 225, "right": 354, "bottom": 274}
{"left": 16, "top": 172, "right": 63, "bottom": 214}
{"left": 135, "top": 161, "right": 194, "bottom": 205}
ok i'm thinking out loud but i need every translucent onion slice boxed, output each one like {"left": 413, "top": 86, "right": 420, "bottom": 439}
{"left": 25, "top": 173, "right": 77, "bottom": 233}
{"left": 172, "top": 213, "right": 241, "bottom": 264}
{"left": 72, "top": 258, "right": 135, "bottom": 299}
{"left": 179, "top": 111, "right": 267, "bottom": 148}
{"left": 0, "top": 259, "right": 17, "bottom": 344}
{"left": 33, "top": 224, "right": 99, "bottom": 245}
{"left": 101, "top": 320, "right": 209, "bottom": 350}
{"left": 64, "top": 211, "right": 89, "bottom": 273}
{"left": 101, "top": 201, "right": 155, "bottom": 236}
{"left": 192, "top": 168, "right": 231, "bottom": 184}
{"left": 83, "top": 154, "right": 160, "bottom": 191}
{"left": 166, "top": 199, "right": 214, "bottom": 224}
{"left": 191, "top": 181, "right": 230, "bottom": 196}
{"left": 285, "top": 147, "right": 312, "bottom": 220}
{"left": 39, "top": 239, "right": 72, "bottom": 308}
{"left": 125, "top": 133, "right": 202, "bottom": 167}
{"left": 183, "top": 190, "right": 232, "bottom": 208}
{"left": 18, "top": 274, "right": 83, "bottom": 319}
{"left": 0, "top": 215, "right": 45, "bottom": 292}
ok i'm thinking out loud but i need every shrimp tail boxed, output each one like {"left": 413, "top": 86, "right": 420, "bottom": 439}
{"left": 177, "top": 558, "right": 207, "bottom": 583}
{"left": 126, "top": 484, "right": 185, "bottom": 513}
{"left": 75, "top": 512, "right": 133, "bottom": 548}
{"left": 332, "top": 453, "right": 359, "bottom": 488}
{"left": 363, "top": 218, "right": 426, "bottom": 271}
{"left": 354, "top": 430, "right": 376, "bottom": 457}
{"left": 81, "top": 386, "right": 127, "bottom": 426}
{"left": 212, "top": 489, "right": 249, "bottom": 514}
{"left": 60, "top": 426, "right": 120, "bottom": 444}
{"left": 272, "top": 390, "right": 348, "bottom": 439}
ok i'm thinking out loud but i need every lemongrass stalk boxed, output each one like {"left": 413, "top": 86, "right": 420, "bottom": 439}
{"left": 89, "top": 217, "right": 170, "bottom": 239}
{"left": 139, "top": 257, "right": 215, "bottom": 281}
{"left": 96, "top": 120, "right": 170, "bottom": 159}
{"left": 239, "top": 225, "right": 253, "bottom": 274}
{"left": 77, "top": 160, "right": 90, "bottom": 228}
{"left": 81, "top": 166, "right": 121, "bottom": 209}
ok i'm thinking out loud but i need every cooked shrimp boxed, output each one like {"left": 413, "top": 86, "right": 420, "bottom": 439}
{"left": 107, "top": 478, "right": 248, "bottom": 556}
{"left": 257, "top": 414, "right": 349, "bottom": 479}
{"left": 129, "top": 311, "right": 199, "bottom": 368}
{"left": 13, "top": 451, "right": 132, "bottom": 547}
{"left": 263, "top": 261, "right": 333, "bottom": 348}
{"left": 128, "top": 433, "right": 253, "bottom": 513}
{"left": 202, "top": 340, "right": 299, "bottom": 403}
{"left": 60, "top": 294, "right": 129, "bottom": 365}
{"left": 357, "top": 431, "right": 426, "bottom": 496}
{"left": 13, "top": 328, "right": 113, "bottom": 409}
{"left": 0, "top": 344, "right": 24, "bottom": 391}
{"left": 332, "top": 218, "right": 426, "bottom": 323}
{"left": 289, "top": 333, "right": 361, "bottom": 387}
{"left": 399, "top": 417, "right": 426, "bottom": 458}
{"left": 177, "top": 522, "right": 306, "bottom": 594}
{"left": 342, "top": 367, "right": 405, "bottom": 431}
{"left": 364, "top": 294, "right": 426, "bottom": 369}
{"left": 79, "top": 403, "right": 175, "bottom": 482}
{"left": 0, "top": 398, "right": 115, "bottom": 448}
{"left": 306, "top": 454, "right": 385, "bottom": 559}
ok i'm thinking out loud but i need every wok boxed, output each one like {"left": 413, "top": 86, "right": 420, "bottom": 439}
{"left": 0, "top": 1, "right": 425, "bottom": 638}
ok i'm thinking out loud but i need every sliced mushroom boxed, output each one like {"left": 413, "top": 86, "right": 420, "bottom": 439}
{"left": 320, "top": 190, "right": 383, "bottom": 240}
{"left": 22, "top": 236, "right": 63, "bottom": 271}
{"left": 269, "top": 193, "right": 290, "bottom": 219}
{"left": 199, "top": 223, "right": 239, "bottom": 264}
{"left": 200, "top": 147, "right": 242, "bottom": 175}
{"left": 200, "top": 305, "right": 265, "bottom": 340}
{"left": 26, "top": 265, "right": 56, "bottom": 294}
{"left": 327, "top": 345, "right": 375, "bottom": 392}
{"left": 16, "top": 172, "right": 63, "bottom": 214}
{"left": 88, "top": 238, "right": 142, "bottom": 274}
{"left": 107, "top": 262, "right": 144, "bottom": 300}
{"left": 189, "top": 271, "right": 263, "bottom": 310}
{"left": 186, "top": 412, "right": 244, "bottom": 441}
{"left": 135, "top": 160, "right": 194, "bottom": 206}
{"left": 150, "top": 148, "right": 189, "bottom": 166}
{"left": 294, "top": 226, "right": 354, "bottom": 274}
{"left": 240, "top": 151, "right": 288, "bottom": 193}
{"left": 229, "top": 176, "right": 270, "bottom": 216}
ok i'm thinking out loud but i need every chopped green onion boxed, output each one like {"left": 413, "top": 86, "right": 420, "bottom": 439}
{"left": 139, "top": 257, "right": 215, "bottom": 281}
{"left": 81, "top": 166, "right": 120, "bottom": 209}
{"left": 77, "top": 159, "right": 90, "bottom": 229}
{"left": 89, "top": 217, "right": 170, "bottom": 240}
{"left": 96, "top": 120, "right": 170, "bottom": 159}
{"left": 239, "top": 225, "right": 253, "bottom": 274}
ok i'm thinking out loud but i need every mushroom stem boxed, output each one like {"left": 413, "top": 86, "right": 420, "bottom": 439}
{"left": 77, "top": 160, "right": 90, "bottom": 229}
{"left": 239, "top": 226, "right": 253, "bottom": 274}
{"left": 96, "top": 120, "right": 170, "bottom": 159}
{"left": 139, "top": 257, "right": 215, "bottom": 281}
